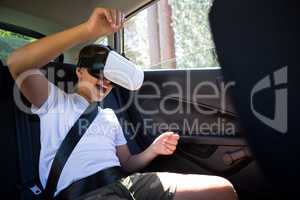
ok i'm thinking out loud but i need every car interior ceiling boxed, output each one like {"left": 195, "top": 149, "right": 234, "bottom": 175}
{"left": 0, "top": 0, "right": 152, "bottom": 35}
{"left": 0, "top": 0, "right": 157, "bottom": 62}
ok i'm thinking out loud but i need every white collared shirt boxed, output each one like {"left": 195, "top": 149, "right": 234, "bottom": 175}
{"left": 31, "top": 82, "right": 127, "bottom": 195}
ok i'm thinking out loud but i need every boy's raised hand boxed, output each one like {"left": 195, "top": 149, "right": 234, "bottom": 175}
{"left": 150, "top": 132, "right": 180, "bottom": 156}
{"left": 7, "top": 7, "right": 124, "bottom": 109}
{"left": 85, "top": 8, "right": 124, "bottom": 39}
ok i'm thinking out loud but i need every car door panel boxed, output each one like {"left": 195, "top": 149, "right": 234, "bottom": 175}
{"left": 119, "top": 68, "right": 272, "bottom": 197}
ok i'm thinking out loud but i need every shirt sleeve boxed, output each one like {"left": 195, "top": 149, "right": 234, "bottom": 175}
{"left": 31, "top": 81, "right": 65, "bottom": 116}
{"left": 112, "top": 112, "right": 127, "bottom": 146}
{"left": 115, "top": 127, "right": 127, "bottom": 146}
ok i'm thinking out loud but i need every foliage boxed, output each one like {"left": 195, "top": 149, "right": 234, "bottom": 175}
{"left": 124, "top": 13, "right": 150, "bottom": 67}
{"left": 124, "top": 0, "right": 219, "bottom": 69}
{"left": 0, "top": 29, "right": 36, "bottom": 64}
{"left": 170, "top": 0, "right": 218, "bottom": 68}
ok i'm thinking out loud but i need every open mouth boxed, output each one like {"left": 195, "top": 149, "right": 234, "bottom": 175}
{"left": 95, "top": 84, "right": 107, "bottom": 94}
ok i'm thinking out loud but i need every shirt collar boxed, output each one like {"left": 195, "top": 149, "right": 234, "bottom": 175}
{"left": 73, "top": 93, "right": 89, "bottom": 108}
{"left": 73, "top": 93, "right": 103, "bottom": 112}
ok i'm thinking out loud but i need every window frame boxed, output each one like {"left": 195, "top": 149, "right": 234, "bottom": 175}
{"left": 0, "top": 22, "right": 64, "bottom": 63}
{"left": 120, "top": 0, "right": 220, "bottom": 71}
{"left": 0, "top": 22, "right": 44, "bottom": 39}
{"left": 120, "top": 0, "right": 158, "bottom": 55}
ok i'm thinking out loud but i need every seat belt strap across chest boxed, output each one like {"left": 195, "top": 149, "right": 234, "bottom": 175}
{"left": 43, "top": 102, "right": 99, "bottom": 200}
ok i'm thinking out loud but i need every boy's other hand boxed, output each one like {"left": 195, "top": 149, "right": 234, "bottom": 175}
{"left": 85, "top": 7, "right": 124, "bottom": 38}
{"left": 150, "top": 132, "right": 180, "bottom": 156}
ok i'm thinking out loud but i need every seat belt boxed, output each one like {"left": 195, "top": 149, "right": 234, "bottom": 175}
{"left": 54, "top": 166, "right": 129, "bottom": 200}
{"left": 43, "top": 102, "right": 99, "bottom": 200}
{"left": 14, "top": 106, "right": 43, "bottom": 200}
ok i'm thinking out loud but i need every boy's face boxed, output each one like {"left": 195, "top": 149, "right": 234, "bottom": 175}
{"left": 76, "top": 67, "right": 113, "bottom": 102}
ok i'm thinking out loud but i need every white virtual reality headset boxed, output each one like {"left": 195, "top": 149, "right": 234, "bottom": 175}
{"left": 77, "top": 45, "right": 144, "bottom": 91}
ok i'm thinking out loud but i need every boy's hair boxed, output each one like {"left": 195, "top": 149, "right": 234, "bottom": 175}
{"left": 75, "top": 44, "right": 111, "bottom": 83}
{"left": 78, "top": 44, "right": 111, "bottom": 64}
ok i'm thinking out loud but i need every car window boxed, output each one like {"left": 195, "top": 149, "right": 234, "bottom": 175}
{"left": 96, "top": 36, "right": 108, "bottom": 46}
{"left": 0, "top": 28, "right": 36, "bottom": 65}
{"left": 124, "top": 0, "right": 219, "bottom": 70}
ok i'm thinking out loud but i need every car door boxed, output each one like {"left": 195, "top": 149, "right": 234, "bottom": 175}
{"left": 115, "top": 0, "right": 277, "bottom": 199}
{"left": 118, "top": 69, "right": 272, "bottom": 198}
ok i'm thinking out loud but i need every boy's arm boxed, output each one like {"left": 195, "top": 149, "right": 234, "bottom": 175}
{"left": 7, "top": 8, "right": 123, "bottom": 108}
{"left": 117, "top": 132, "right": 180, "bottom": 173}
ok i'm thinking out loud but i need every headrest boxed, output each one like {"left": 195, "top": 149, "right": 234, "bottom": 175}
{"left": 0, "top": 67, "right": 14, "bottom": 100}
{"left": 43, "top": 62, "right": 77, "bottom": 92}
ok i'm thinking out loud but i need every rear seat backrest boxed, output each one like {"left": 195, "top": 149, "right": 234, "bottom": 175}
{"left": 43, "top": 62, "right": 78, "bottom": 92}
{"left": 0, "top": 66, "right": 20, "bottom": 199}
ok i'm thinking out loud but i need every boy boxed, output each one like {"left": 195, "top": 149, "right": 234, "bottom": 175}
{"left": 8, "top": 7, "right": 237, "bottom": 200}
